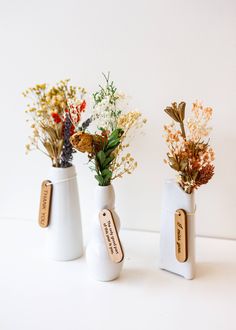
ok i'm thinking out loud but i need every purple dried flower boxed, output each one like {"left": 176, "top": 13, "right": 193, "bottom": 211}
{"left": 61, "top": 113, "right": 74, "bottom": 168}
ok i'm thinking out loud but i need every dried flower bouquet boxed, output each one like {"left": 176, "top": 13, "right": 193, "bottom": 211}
{"left": 23, "top": 80, "right": 90, "bottom": 167}
{"left": 71, "top": 73, "right": 146, "bottom": 186}
{"left": 163, "top": 101, "right": 215, "bottom": 194}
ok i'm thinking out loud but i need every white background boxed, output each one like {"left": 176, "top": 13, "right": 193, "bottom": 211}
{"left": 0, "top": 0, "right": 235, "bottom": 239}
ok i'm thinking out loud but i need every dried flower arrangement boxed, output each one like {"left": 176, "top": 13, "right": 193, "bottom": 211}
{"left": 70, "top": 73, "right": 146, "bottom": 186}
{"left": 163, "top": 101, "right": 215, "bottom": 194}
{"left": 23, "top": 80, "right": 90, "bottom": 167}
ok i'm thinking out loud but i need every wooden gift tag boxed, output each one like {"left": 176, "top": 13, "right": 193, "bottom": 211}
{"left": 99, "top": 209, "right": 124, "bottom": 263}
{"left": 175, "top": 209, "right": 188, "bottom": 263}
{"left": 38, "top": 180, "right": 52, "bottom": 228}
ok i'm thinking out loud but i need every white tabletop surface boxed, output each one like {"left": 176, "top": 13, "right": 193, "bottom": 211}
{"left": 0, "top": 219, "right": 236, "bottom": 330}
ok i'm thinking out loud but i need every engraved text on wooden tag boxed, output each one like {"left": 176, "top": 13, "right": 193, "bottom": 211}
{"left": 38, "top": 180, "right": 52, "bottom": 228}
{"left": 99, "top": 209, "right": 124, "bottom": 263}
{"left": 175, "top": 209, "right": 188, "bottom": 262}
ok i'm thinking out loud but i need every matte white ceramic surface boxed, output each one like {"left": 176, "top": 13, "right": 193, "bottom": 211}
{"left": 46, "top": 165, "right": 83, "bottom": 261}
{"left": 86, "top": 184, "right": 123, "bottom": 281}
{"left": 160, "top": 179, "right": 195, "bottom": 279}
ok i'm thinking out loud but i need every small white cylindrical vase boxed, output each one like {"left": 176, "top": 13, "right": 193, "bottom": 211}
{"left": 160, "top": 179, "right": 195, "bottom": 279}
{"left": 86, "top": 184, "right": 123, "bottom": 281}
{"left": 46, "top": 165, "right": 83, "bottom": 261}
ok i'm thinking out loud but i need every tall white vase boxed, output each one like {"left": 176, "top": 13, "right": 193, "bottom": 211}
{"left": 160, "top": 179, "right": 195, "bottom": 279}
{"left": 86, "top": 184, "right": 124, "bottom": 281}
{"left": 46, "top": 165, "right": 83, "bottom": 261}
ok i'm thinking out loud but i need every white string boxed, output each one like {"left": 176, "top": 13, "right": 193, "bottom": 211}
{"left": 45, "top": 175, "right": 77, "bottom": 186}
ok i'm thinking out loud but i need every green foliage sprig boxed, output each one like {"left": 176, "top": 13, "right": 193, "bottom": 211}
{"left": 95, "top": 128, "right": 123, "bottom": 186}
{"left": 70, "top": 73, "right": 146, "bottom": 186}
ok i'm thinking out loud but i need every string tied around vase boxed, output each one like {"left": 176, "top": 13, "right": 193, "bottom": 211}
{"left": 45, "top": 175, "right": 77, "bottom": 186}
{"left": 164, "top": 205, "right": 197, "bottom": 217}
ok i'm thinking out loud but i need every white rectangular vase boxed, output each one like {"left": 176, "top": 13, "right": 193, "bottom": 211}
{"left": 46, "top": 165, "right": 83, "bottom": 261}
{"left": 160, "top": 179, "right": 195, "bottom": 279}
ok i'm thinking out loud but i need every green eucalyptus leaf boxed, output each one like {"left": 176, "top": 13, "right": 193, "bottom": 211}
{"left": 104, "top": 148, "right": 114, "bottom": 157}
{"left": 96, "top": 150, "right": 106, "bottom": 167}
{"left": 102, "top": 169, "right": 112, "bottom": 185}
{"left": 103, "top": 155, "right": 115, "bottom": 168}
{"left": 108, "top": 128, "right": 123, "bottom": 141}
{"left": 106, "top": 139, "right": 120, "bottom": 149}
{"left": 101, "top": 169, "right": 112, "bottom": 176}
{"left": 95, "top": 174, "right": 104, "bottom": 186}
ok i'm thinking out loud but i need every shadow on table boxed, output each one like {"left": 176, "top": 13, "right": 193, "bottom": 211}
{"left": 118, "top": 261, "right": 236, "bottom": 284}
{"left": 118, "top": 267, "right": 173, "bottom": 287}
{"left": 120, "top": 268, "right": 152, "bottom": 282}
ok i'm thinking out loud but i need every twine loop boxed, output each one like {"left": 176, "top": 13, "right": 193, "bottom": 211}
{"left": 45, "top": 175, "right": 77, "bottom": 186}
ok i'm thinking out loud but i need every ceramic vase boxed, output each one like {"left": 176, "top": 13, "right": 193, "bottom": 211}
{"left": 160, "top": 179, "right": 195, "bottom": 279}
{"left": 46, "top": 165, "right": 83, "bottom": 261}
{"left": 86, "top": 184, "right": 123, "bottom": 281}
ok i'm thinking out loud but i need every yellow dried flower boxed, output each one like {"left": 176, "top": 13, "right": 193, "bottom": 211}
{"left": 23, "top": 79, "right": 87, "bottom": 167}
{"left": 108, "top": 111, "right": 146, "bottom": 180}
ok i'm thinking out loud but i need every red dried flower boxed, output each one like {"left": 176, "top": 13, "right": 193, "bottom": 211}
{"left": 80, "top": 100, "right": 86, "bottom": 112}
{"left": 70, "top": 124, "right": 75, "bottom": 136}
{"left": 51, "top": 112, "right": 62, "bottom": 124}
{"left": 195, "top": 164, "right": 215, "bottom": 188}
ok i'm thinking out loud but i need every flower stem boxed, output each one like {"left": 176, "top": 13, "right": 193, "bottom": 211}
{"left": 180, "top": 122, "right": 186, "bottom": 140}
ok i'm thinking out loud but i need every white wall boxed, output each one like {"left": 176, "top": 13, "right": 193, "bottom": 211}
{"left": 0, "top": 0, "right": 235, "bottom": 239}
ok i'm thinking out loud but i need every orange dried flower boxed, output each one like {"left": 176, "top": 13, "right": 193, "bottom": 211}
{"left": 163, "top": 100, "right": 215, "bottom": 193}
{"left": 70, "top": 132, "right": 94, "bottom": 153}
{"left": 70, "top": 131, "right": 107, "bottom": 155}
